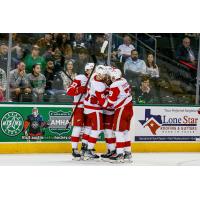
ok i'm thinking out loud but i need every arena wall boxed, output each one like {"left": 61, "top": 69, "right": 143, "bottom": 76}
{"left": 0, "top": 103, "right": 199, "bottom": 153}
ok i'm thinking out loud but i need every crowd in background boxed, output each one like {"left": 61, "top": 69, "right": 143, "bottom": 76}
{"left": 0, "top": 33, "right": 198, "bottom": 104}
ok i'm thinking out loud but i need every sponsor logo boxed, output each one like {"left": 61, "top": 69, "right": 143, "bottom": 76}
{"left": 139, "top": 109, "right": 198, "bottom": 135}
{"left": 139, "top": 109, "right": 162, "bottom": 135}
{"left": 48, "top": 110, "right": 72, "bottom": 135}
{"left": 1, "top": 112, "right": 24, "bottom": 136}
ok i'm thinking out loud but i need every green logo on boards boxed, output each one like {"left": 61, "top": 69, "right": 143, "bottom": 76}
{"left": 48, "top": 110, "right": 72, "bottom": 135}
{"left": 1, "top": 112, "right": 24, "bottom": 136}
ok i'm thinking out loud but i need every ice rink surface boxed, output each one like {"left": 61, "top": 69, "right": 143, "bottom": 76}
{"left": 0, "top": 153, "right": 200, "bottom": 166}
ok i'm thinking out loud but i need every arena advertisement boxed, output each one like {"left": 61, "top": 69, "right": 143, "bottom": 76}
{"left": 0, "top": 104, "right": 106, "bottom": 143}
{"left": 132, "top": 106, "right": 200, "bottom": 142}
{"left": 0, "top": 104, "right": 73, "bottom": 142}
{"left": 1, "top": 104, "right": 200, "bottom": 143}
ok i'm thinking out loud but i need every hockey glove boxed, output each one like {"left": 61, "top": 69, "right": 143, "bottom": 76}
{"left": 76, "top": 86, "right": 87, "bottom": 94}
{"left": 90, "top": 96, "right": 98, "bottom": 104}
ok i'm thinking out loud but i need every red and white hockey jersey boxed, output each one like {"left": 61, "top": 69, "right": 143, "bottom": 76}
{"left": 103, "top": 84, "right": 114, "bottom": 115}
{"left": 84, "top": 75, "right": 107, "bottom": 114}
{"left": 108, "top": 78, "right": 132, "bottom": 109}
{"left": 66, "top": 74, "right": 88, "bottom": 108}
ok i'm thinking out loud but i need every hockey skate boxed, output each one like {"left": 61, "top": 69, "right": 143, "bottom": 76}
{"left": 72, "top": 149, "right": 81, "bottom": 161}
{"left": 124, "top": 151, "right": 133, "bottom": 163}
{"left": 101, "top": 150, "right": 116, "bottom": 161}
{"left": 80, "top": 143, "right": 88, "bottom": 160}
{"left": 83, "top": 149, "right": 100, "bottom": 161}
{"left": 109, "top": 153, "right": 124, "bottom": 163}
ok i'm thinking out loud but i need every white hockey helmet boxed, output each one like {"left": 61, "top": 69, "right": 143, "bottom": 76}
{"left": 104, "top": 66, "right": 113, "bottom": 76}
{"left": 85, "top": 63, "right": 94, "bottom": 71}
{"left": 110, "top": 68, "right": 122, "bottom": 80}
{"left": 95, "top": 65, "right": 107, "bottom": 76}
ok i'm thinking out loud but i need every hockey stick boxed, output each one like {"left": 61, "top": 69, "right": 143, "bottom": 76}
{"left": 63, "top": 70, "right": 73, "bottom": 82}
{"left": 66, "top": 56, "right": 97, "bottom": 130}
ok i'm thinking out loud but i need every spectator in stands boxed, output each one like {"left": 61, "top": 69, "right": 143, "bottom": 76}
{"left": 62, "top": 34, "right": 70, "bottom": 44}
{"left": 12, "top": 44, "right": 26, "bottom": 64}
{"left": 37, "top": 33, "right": 53, "bottom": 53}
{"left": 11, "top": 36, "right": 31, "bottom": 64}
{"left": 27, "top": 64, "right": 46, "bottom": 102}
{"left": 145, "top": 53, "right": 160, "bottom": 100}
{"left": 0, "top": 68, "right": 6, "bottom": 102}
{"left": 53, "top": 34, "right": 72, "bottom": 55}
{"left": 44, "top": 59, "right": 76, "bottom": 96}
{"left": 43, "top": 45, "right": 54, "bottom": 61}
{"left": 93, "top": 34, "right": 106, "bottom": 54}
{"left": 60, "top": 60, "right": 77, "bottom": 90}
{"left": 146, "top": 53, "right": 159, "bottom": 78}
{"left": 136, "top": 76, "right": 154, "bottom": 104}
{"left": 64, "top": 45, "right": 73, "bottom": 61}
{"left": 44, "top": 60, "right": 63, "bottom": 97}
{"left": 0, "top": 43, "right": 8, "bottom": 72}
{"left": 53, "top": 47, "right": 65, "bottom": 72}
{"left": 124, "top": 50, "right": 147, "bottom": 97}
{"left": 24, "top": 45, "right": 46, "bottom": 74}
{"left": 95, "top": 52, "right": 106, "bottom": 65}
{"left": 44, "top": 60, "right": 55, "bottom": 92}
{"left": 72, "top": 33, "right": 87, "bottom": 49}
{"left": 118, "top": 35, "right": 135, "bottom": 62}
{"left": 74, "top": 48, "right": 90, "bottom": 74}
{"left": 10, "top": 61, "right": 31, "bottom": 101}
{"left": 176, "top": 37, "right": 197, "bottom": 66}
{"left": 124, "top": 49, "right": 147, "bottom": 75}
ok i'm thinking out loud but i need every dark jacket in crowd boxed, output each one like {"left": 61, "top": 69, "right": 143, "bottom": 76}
{"left": 44, "top": 69, "right": 54, "bottom": 90}
{"left": 136, "top": 88, "right": 154, "bottom": 104}
{"left": 175, "top": 45, "right": 196, "bottom": 63}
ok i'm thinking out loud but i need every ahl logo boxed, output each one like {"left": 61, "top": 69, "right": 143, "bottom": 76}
{"left": 48, "top": 110, "right": 72, "bottom": 135}
{"left": 1, "top": 112, "right": 24, "bottom": 136}
{"left": 139, "top": 109, "right": 162, "bottom": 135}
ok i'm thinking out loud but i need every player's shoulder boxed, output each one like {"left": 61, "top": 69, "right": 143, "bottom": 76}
{"left": 121, "top": 77, "right": 128, "bottom": 83}
{"left": 110, "top": 78, "right": 126, "bottom": 87}
{"left": 75, "top": 74, "right": 87, "bottom": 81}
{"left": 92, "top": 79, "right": 106, "bottom": 86}
{"left": 92, "top": 79, "right": 106, "bottom": 91}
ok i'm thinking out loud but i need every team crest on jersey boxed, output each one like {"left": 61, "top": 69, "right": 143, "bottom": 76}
{"left": 31, "top": 121, "right": 39, "bottom": 129}
{"left": 48, "top": 110, "right": 72, "bottom": 135}
{"left": 1, "top": 111, "right": 24, "bottom": 136}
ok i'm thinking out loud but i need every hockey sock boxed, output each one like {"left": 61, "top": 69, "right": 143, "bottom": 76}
{"left": 82, "top": 126, "right": 91, "bottom": 145}
{"left": 71, "top": 126, "right": 82, "bottom": 149}
{"left": 87, "top": 130, "right": 102, "bottom": 150}
{"left": 104, "top": 129, "right": 116, "bottom": 151}
{"left": 124, "top": 130, "right": 131, "bottom": 152}
{"left": 114, "top": 131, "right": 125, "bottom": 154}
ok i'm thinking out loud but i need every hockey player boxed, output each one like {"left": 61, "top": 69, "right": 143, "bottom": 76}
{"left": 23, "top": 107, "right": 48, "bottom": 140}
{"left": 107, "top": 68, "right": 133, "bottom": 162}
{"left": 66, "top": 63, "right": 94, "bottom": 160}
{"left": 101, "top": 66, "right": 116, "bottom": 160}
{"left": 83, "top": 65, "right": 108, "bottom": 159}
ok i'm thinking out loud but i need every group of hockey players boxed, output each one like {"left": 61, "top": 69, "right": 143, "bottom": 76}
{"left": 66, "top": 63, "right": 133, "bottom": 162}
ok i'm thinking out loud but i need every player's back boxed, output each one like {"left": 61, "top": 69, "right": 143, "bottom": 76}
{"left": 109, "top": 78, "right": 132, "bottom": 109}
